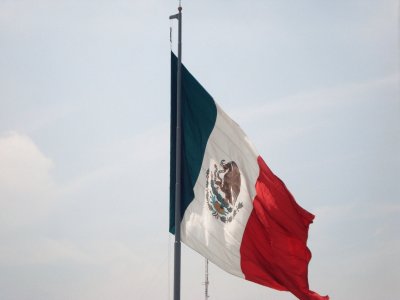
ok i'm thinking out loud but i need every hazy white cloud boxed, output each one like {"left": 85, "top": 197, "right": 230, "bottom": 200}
{"left": 357, "top": 0, "right": 398, "bottom": 41}
{"left": 102, "top": 123, "right": 169, "bottom": 164}
{"left": 312, "top": 201, "right": 400, "bottom": 230}
{"left": 0, "top": 132, "right": 57, "bottom": 229}
{"left": 0, "top": 238, "right": 87, "bottom": 266}
{"left": 0, "top": 238, "right": 141, "bottom": 267}
{"left": 0, "top": 104, "right": 78, "bottom": 135}
{"left": 0, "top": 130, "right": 168, "bottom": 299}
{"left": 235, "top": 74, "right": 398, "bottom": 123}
{"left": 61, "top": 124, "right": 169, "bottom": 196}
{"left": 0, "top": 0, "right": 168, "bottom": 37}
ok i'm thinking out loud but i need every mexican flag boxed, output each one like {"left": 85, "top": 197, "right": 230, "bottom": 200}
{"left": 170, "top": 52, "right": 328, "bottom": 300}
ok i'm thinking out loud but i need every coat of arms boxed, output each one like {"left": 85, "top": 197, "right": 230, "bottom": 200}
{"left": 206, "top": 160, "right": 244, "bottom": 223}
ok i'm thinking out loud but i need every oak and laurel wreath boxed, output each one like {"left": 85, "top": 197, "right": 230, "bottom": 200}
{"left": 205, "top": 168, "right": 244, "bottom": 223}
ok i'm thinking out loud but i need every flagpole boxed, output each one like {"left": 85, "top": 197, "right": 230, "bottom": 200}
{"left": 169, "top": 5, "right": 182, "bottom": 300}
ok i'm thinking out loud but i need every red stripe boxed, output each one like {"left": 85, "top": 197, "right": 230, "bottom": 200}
{"left": 240, "top": 156, "right": 329, "bottom": 300}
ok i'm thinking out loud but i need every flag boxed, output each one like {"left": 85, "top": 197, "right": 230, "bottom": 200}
{"left": 170, "top": 52, "right": 328, "bottom": 300}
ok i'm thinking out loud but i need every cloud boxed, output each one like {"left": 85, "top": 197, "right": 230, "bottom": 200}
{"left": 61, "top": 123, "right": 169, "bottom": 196}
{"left": 0, "top": 238, "right": 141, "bottom": 266}
{"left": 0, "top": 238, "right": 87, "bottom": 266}
{"left": 234, "top": 74, "right": 398, "bottom": 123}
{"left": 0, "top": 0, "right": 169, "bottom": 38}
{"left": 227, "top": 74, "right": 399, "bottom": 153}
{"left": 0, "top": 132, "right": 57, "bottom": 229}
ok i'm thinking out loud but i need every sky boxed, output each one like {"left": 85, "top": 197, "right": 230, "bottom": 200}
{"left": 0, "top": 0, "right": 399, "bottom": 299}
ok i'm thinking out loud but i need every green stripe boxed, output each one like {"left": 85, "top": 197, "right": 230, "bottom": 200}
{"left": 170, "top": 52, "right": 218, "bottom": 234}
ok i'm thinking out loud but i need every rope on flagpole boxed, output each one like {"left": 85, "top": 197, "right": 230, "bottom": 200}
{"left": 169, "top": 22, "right": 173, "bottom": 51}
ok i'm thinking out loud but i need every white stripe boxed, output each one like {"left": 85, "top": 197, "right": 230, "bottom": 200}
{"left": 181, "top": 104, "right": 260, "bottom": 277}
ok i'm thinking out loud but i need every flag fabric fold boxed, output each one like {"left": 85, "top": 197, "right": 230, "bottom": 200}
{"left": 170, "top": 52, "right": 328, "bottom": 300}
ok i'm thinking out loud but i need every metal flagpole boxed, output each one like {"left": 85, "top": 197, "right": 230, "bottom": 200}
{"left": 169, "top": 5, "right": 182, "bottom": 300}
